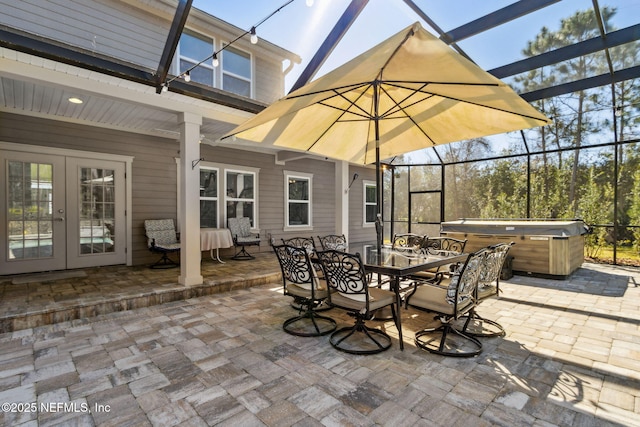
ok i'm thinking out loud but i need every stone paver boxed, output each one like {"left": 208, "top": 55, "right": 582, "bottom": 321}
{"left": 0, "top": 260, "right": 639, "bottom": 425}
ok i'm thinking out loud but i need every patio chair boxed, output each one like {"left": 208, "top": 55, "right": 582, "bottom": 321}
{"left": 421, "top": 236, "right": 467, "bottom": 253}
{"left": 317, "top": 234, "right": 347, "bottom": 251}
{"left": 407, "top": 236, "right": 469, "bottom": 288}
{"left": 227, "top": 217, "right": 260, "bottom": 260}
{"left": 455, "top": 242, "right": 514, "bottom": 337}
{"left": 282, "top": 236, "right": 330, "bottom": 311}
{"left": 317, "top": 249, "right": 399, "bottom": 355}
{"left": 405, "top": 249, "right": 486, "bottom": 357}
{"left": 391, "top": 233, "right": 425, "bottom": 254}
{"left": 272, "top": 244, "right": 336, "bottom": 337}
{"left": 144, "top": 219, "right": 180, "bottom": 269}
{"left": 282, "top": 236, "right": 317, "bottom": 254}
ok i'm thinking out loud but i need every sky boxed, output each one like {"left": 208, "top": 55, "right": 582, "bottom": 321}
{"left": 192, "top": 0, "right": 640, "bottom": 93}
{"left": 190, "top": 0, "right": 640, "bottom": 163}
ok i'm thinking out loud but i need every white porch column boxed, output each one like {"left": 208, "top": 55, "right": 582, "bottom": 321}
{"left": 335, "top": 160, "right": 350, "bottom": 241}
{"left": 178, "top": 112, "right": 203, "bottom": 286}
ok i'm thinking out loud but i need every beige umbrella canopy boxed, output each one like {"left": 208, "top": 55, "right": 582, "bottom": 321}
{"left": 222, "top": 21, "right": 551, "bottom": 165}
{"left": 222, "top": 21, "right": 550, "bottom": 247}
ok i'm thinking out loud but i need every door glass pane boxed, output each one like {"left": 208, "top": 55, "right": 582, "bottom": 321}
{"left": 6, "top": 161, "right": 53, "bottom": 259}
{"left": 79, "top": 168, "right": 115, "bottom": 254}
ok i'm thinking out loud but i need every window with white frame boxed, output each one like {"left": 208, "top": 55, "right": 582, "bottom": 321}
{"left": 225, "top": 169, "right": 256, "bottom": 226}
{"left": 177, "top": 161, "right": 259, "bottom": 230}
{"left": 222, "top": 44, "right": 252, "bottom": 97}
{"left": 178, "top": 31, "right": 215, "bottom": 86}
{"left": 364, "top": 180, "right": 377, "bottom": 226}
{"left": 285, "top": 171, "right": 312, "bottom": 229}
{"left": 199, "top": 167, "right": 218, "bottom": 228}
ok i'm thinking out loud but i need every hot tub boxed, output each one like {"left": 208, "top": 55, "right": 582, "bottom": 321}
{"left": 440, "top": 219, "right": 589, "bottom": 278}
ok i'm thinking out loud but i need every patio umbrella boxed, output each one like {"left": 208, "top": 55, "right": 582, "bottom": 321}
{"left": 221, "top": 22, "right": 551, "bottom": 246}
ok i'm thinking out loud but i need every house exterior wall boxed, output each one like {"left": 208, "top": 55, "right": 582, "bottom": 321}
{"left": 1, "top": 113, "right": 359, "bottom": 266}
{"left": 0, "top": 0, "right": 291, "bottom": 105}
{"left": 348, "top": 166, "right": 377, "bottom": 244}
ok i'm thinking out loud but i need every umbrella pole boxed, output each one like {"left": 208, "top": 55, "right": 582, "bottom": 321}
{"left": 374, "top": 80, "right": 383, "bottom": 255}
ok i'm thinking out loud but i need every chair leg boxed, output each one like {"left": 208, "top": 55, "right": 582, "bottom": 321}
{"left": 415, "top": 321, "right": 482, "bottom": 357}
{"left": 232, "top": 245, "right": 255, "bottom": 260}
{"left": 150, "top": 252, "right": 179, "bottom": 269}
{"left": 329, "top": 315, "right": 392, "bottom": 355}
{"left": 455, "top": 309, "right": 505, "bottom": 338}
{"left": 283, "top": 298, "right": 336, "bottom": 337}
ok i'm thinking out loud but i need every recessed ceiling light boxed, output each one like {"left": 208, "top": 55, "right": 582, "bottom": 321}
{"left": 68, "top": 97, "right": 83, "bottom": 104}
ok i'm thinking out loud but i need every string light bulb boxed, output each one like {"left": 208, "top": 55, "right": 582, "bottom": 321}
{"left": 184, "top": 71, "right": 191, "bottom": 82}
{"left": 161, "top": 84, "right": 168, "bottom": 93}
{"left": 212, "top": 52, "right": 219, "bottom": 67}
{"left": 250, "top": 27, "right": 258, "bottom": 44}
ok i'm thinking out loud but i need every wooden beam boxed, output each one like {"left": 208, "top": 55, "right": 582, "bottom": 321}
{"left": 155, "top": 0, "right": 193, "bottom": 93}
{"left": 289, "top": 0, "right": 368, "bottom": 93}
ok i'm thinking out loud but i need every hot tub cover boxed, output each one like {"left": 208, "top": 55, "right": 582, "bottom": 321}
{"left": 441, "top": 219, "right": 589, "bottom": 237}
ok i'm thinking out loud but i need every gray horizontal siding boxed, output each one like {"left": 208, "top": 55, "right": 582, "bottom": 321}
{"left": 0, "top": 0, "right": 291, "bottom": 104}
{"left": 1, "top": 114, "right": 357, "bottom": 266}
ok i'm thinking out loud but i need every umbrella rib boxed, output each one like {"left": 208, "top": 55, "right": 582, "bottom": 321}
{"left": 306, "top": 84, "right": 375, "bottom": 153}
{"left": 317, "top": 101, "right": 372, "bottom": 121}
{"left": 383, "top": 81, "right": 549, "bottom": 123}
{"left": 378, "top": 83, "right": 437, "bottom": 146}
{"left": 286, "top": 81, "right": 372, "bottom": 100}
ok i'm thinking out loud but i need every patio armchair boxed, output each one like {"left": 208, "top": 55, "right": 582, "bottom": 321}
{"left": 272, "top": 244, "right": 336, "bottom": 337}
{"left": 455, "top": 242, "right": 514, "bottom": 337}
{"left": 405, "top": 249, "right": 486, "bottom": 357}
{"left": 391, "top": 233, "right": 425, "bottom": 254}
{"left": 144, "top": 219, "right": 180, "bottom": 269}
{"left": 227, "top": 217, "right": 260, "bottom": 260}
{"left": 421, "top": 236, "right": 467, "bottom": 253}
{"left": 407, "top": 236, "right": 469, "bottom": 289}
{"left": 317, "top": 249, "right": 399, "bottom": 355}
{"left": 317, "top": 234, "right": 347, "bottom": 251}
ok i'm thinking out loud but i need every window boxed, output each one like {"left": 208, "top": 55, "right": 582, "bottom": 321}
{"left": 364, "top": 180, "right": 377, "bottom": 226}
{"left": 226, "top": 169, "right": 256, "bottom": 226}
{"left": 285, "top": 171, "right": 312, "bottom": 229}
{"left": 178, "top": 161, "right": 259, "bottom": 231}
{"left": 200, "top": 167, "right": 218, "bottom": 228}
{"left": 222, "top": 45, "right": 252, "bottom": 97}
{"left": 178, "top": 31, "right": 214, "bottom": 86}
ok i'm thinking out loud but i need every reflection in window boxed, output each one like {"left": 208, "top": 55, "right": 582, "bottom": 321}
{"left": 7, "top": 161, "right": 53, "bottom": 259}
{"left": 80, "top": 168, "right": 115, "bottom": 254}
{"left": 222, "top": 45, "right": 251, "bottom": 97}
{"left": 364, "top": 181, "right": 377, "bottom": 225}
{"left": 226, "top": 170, "right": 255, "bottom": 226}
{"left": 200, "top": 168, "right": 218, "bottom": 228}
{"left": 178, "top": 31, "right": 214, "bottom": 86}
{"left": 285, "top": 172, "right": 312, "bottom": 227}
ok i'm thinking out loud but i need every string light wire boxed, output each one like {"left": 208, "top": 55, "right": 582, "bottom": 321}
{"left": 164, "top": 0, "right": 300, "bottom": 90}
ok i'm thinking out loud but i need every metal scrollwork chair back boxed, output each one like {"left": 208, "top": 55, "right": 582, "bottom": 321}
{"left": 391, "top": 233, "right": 425, "bottom": 254}
{"left": 317, "top": 234, "right": 347, "bottom": 251}
{"left": 405, "top": 249, "right": 487, "bottom": 357}
{"left": 317, "top": 249, "right": 399, "bottom": 355}
{"left": 456, "top": 242, "right": 515, "bottom": 337}
{"left": 272, "top": 244, "right": 336, "bottom": 337}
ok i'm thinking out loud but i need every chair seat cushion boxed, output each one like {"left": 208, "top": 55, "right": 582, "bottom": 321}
{"left": 286, "top": 280, "right": 329, "bottom": 299}
{"left": 236, "top": 236, "right": 260, "bottom": 244}
{"left": 153, "top": 243, "right": 181, "bottom": 252}
{"left": 408, "top": 283, "right": 472, "bottom": 315}
{"left": 332, "top": 287, "right": 394, "bottom": 312}
{"left": 478, "top": 284, "right": 497, "bottom": 299}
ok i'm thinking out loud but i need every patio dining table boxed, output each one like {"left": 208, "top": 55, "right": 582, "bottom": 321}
{"left": 349, "top": 243, "right": 469, "bottom": 350}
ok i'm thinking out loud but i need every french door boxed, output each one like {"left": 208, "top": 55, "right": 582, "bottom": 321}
{"left": 1, "top": 150, "right": 126, "bottom": 275}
